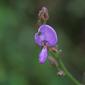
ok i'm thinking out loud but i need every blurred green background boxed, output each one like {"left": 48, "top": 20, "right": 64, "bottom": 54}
{"left": 0, "top": 0, "right": 85, "bottom": 85}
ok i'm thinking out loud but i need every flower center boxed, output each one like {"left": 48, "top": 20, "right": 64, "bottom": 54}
{"left": 42, "top": 40, "right": 48, "bottom": 47}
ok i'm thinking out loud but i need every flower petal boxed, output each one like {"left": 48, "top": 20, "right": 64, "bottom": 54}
{"left": 35, "top": 33, "right": 42, "bottom": 46}
{"left": 38, "top": 24, "right": 58, "bottom": 46}
{"left": 35, "top": 24, "right": 58, "bottom": 47}
{"left": 39, "top": 47, "right": 48, "bottom": 64}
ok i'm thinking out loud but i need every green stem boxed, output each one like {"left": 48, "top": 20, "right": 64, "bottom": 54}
{"left": 59, "top": 58, "right": 81, "bottom": 85}
{"left": 50, "top": 51, "right": 81, "bottom": 85}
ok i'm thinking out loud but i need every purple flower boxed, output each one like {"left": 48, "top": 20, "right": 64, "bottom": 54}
{"left": 35, "top": 24, "right": 58, "bottom": 64}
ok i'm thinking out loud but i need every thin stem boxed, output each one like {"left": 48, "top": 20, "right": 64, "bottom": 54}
{"left": 50, "top": 51, "right": 81, "bottom": 85}
{"left": 58, "top": 58, "right": 81, "bottom": 85}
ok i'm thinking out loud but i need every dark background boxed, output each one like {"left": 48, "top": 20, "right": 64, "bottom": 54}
{"left": 0, "top": 0, "right": 85, "bottom": 85}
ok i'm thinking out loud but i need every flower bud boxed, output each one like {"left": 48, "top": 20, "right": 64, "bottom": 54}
{"left": 38, "top": 7, "right": 49, "bottom": 22}
{"left": 57, "top": 70, "right": 65, "bottom": 77}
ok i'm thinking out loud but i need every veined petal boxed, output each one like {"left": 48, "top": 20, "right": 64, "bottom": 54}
{"left": 35, "top": 24, "right": 58, "bottom": 47}
{"left": 38, "top": 24, "right": 58, "bottom": 46}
